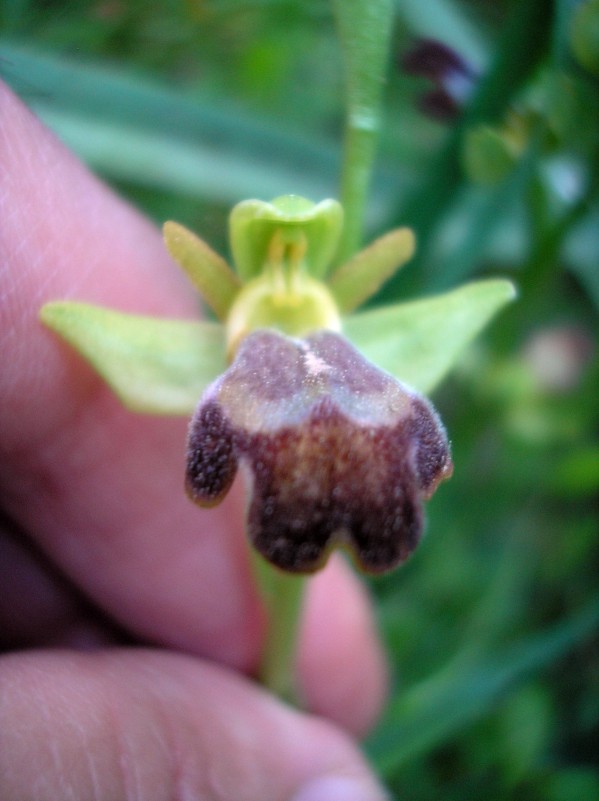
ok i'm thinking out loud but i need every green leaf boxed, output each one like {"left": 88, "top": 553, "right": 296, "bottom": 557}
{"left": 163, "top": 221, "right": 241, "bottom": 320}
{"left": 570, "top": 0, "right": 599, "bottom": 77}
{"left": 462, "top": 124, "right": 521, "bottom": 185}
{"left": 1, "top": 42, "right": 342, "bottom": 205}
{"left": 328, "top": 228, "right": 416, "bottom": 313}
{"left": 40, "top": 302, "right": 226, "bottom": 415}
{"left": 343, "top": 279, "right": 516, "bottom": 393}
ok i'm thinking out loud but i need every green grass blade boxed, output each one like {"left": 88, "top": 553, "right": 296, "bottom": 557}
{"left": 366, "top": 597, "right": 599, "bottom": 776}
{"left": 1, "top": 41, "right": 339, "bottom": 202}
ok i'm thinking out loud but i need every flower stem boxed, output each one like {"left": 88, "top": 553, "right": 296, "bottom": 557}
{"left": 253, "top": 552, "right": 306, "bottom": 704}
{"left": 338, "top": 122, "right": 379, "bottom": 263}
{"left": 333, "top": 0, "right": 394, "bottom": 263}
{"left": 250, "top": 1, "right": 395, "bottom": 705}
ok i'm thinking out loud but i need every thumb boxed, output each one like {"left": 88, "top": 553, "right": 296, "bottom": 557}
{"left": 0, "top": 649, "right": 389, "bottom": 801}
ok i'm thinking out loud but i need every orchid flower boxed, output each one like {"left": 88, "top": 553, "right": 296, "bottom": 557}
{"left": 41, "top": 195, "right": 514, "bottom": 575}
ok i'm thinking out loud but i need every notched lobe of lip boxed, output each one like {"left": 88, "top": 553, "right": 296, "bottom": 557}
{"left": 186, "top": 330, "right": 452, "bottom": 574}
{"left": 186, "top": 401, "right": 237, "bottom": 507}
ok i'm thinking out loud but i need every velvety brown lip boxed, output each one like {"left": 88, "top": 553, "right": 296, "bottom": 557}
{"left": 186, "top": 330, "right": 452, "bottom": 574}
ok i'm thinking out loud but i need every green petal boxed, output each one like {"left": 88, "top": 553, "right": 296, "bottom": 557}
{"left": 343, "top": 279, "right": 516, "bottom": 393}
{"left": 40, "top": 302, "right": 226, "bottom": 415}
{"left": 229, "top": 196, "right": 343, "bottom": 281}
{"left": 327, "top": 228, "right": 416, "bottom": 313}
{"left": 163, "top": 221, "right": 241, "bottom": 320}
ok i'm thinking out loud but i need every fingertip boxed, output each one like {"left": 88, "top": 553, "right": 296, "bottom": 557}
{"left": 0, "top": 82, "right": 264, "bottom": 670}
{"left": 0, "top": 649, "right": 389, "bottom": 801}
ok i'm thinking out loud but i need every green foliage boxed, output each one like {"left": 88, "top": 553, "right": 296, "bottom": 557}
{"left": 570, "top": 0, "right": 599, "bottom": 76}
{"left": 366, "top": 598, "right": 599, "bottom": 773}
{"left": 462, "top": 123, "right": 522, "bottom": 185}
{"left": 5, "top": 0, "right": 598, "bottom": 798}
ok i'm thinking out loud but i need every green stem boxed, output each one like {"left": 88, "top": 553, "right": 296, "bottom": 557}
{"left": 250, "top": 0, "right": 395, "bottom": 704}
{"left": 338, "top": 121, "right": 379, "bottom": 263}
{"left": 333, "top": 0, "right": 394, "bottom": 263}
{"left": 253, "top": 551, "right": 306, "bottom": 704}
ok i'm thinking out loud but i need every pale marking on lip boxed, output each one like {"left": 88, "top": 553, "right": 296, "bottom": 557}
{"left": 302, "top": 349, "right": 330, "bottom": 377}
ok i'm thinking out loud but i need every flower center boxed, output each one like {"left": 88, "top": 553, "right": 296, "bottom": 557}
{"left": 225, "top": 228, "right": 342, "bottom": 359}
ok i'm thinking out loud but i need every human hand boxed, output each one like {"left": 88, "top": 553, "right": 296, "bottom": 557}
{"left": 0, "top": 82, "right": 388, "bottom": 800}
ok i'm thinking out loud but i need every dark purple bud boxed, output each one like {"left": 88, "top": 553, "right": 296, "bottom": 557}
{"left": 186, "top": 330, "right": 452, "bottom": 574}
{"left": 401, "top": 39, "right": 474, "bottom": 82}
{"left": 419, "top": 88, "right": 463, "bottom": 122}
{"left": 400, "top": 38, "right": 477, "bottom": 121}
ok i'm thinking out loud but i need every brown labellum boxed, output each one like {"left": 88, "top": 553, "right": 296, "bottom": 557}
{"left": 186, "top": 330, "right": 453, "bottom": 574}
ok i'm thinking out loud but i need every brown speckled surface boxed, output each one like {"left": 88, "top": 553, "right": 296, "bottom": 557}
{"left": 186, "top": 330, "right": 452, "bottom": 573}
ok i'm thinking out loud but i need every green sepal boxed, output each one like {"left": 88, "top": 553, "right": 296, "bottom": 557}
{"left": 343, "top": 279, "right": 516, "bottom": 393}
{"left": 327, "top": 227, "right": 416, "bottom": 313}
{"left": 229, "top": 195, "right": 343, "bottom": 281}
{"left": 40, "top": 301, "right": 226, "bottom": 415}
{"left": 163, "top": 221, "right": 241, "bottom": 320}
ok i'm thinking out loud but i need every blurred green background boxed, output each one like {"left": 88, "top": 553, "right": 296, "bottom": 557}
{"left": 2, "top": 1, "right": 598, "bottom": 798}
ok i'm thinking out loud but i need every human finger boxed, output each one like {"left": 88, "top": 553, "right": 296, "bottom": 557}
{"left": 0, "top": 648, "right": 389, "bottom": 801}
{"left": 0, "top": 82, "right": 387, "bottom": 733}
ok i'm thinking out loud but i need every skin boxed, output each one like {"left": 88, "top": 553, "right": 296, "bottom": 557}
{"left": 0, "top": 83, "right": 388, "bottom": 800}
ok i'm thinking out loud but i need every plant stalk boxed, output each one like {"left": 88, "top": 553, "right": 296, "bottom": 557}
{"left": 253, "top": 552, "right": 306, "bottom": 704}
{"left": 253, "top": 0, "right": 396, "bottom": 704}
{"left": 333, "top": 0, "right": 394, "bottom": 263}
